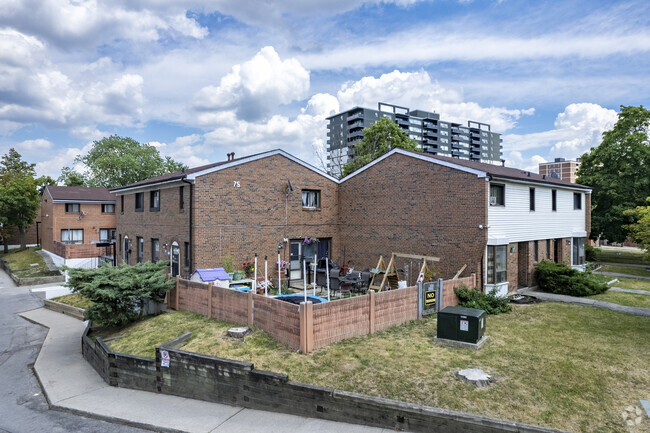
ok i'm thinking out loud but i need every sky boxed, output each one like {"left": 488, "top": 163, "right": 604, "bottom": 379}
{"left": 1, "top": 0, "right": 649, "bottom": 180}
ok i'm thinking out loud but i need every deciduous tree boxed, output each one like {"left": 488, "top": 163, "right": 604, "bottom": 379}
{"left": 577, "top": 106, "right": 650, "bottom": 242}
{"left": 624, "top": 198, "right": 650, "bottom": 257}
{"left": 342, "top": 117, "right": 419, "bottom": 177}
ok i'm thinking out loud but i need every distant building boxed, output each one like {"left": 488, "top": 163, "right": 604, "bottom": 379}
{"left": 326, "top": 102, "right": 503, "bottom": 177}
{"left": 538, "top": 158, "right": 581, "bottom": 183}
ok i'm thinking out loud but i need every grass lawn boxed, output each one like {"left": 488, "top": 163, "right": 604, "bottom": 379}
{"left": 593, "top": 275, "right": 650, "bottom": 292}
{"left": 588, "top": 291, "right": 650, "bottom": 309}
{"left": 51, "top": 293, "right": 92, "bottom": 309}
{"left": 599, "top": 264, "right": 650, "bottom": 278}
{"left": 102, "top": 304, "right": 650, "bottom": 433}
{"left": 594, "top": 247, "right": 650, "bottom": 265}
{"left": 0, "top": 247, "right": 55, "bottom": 278}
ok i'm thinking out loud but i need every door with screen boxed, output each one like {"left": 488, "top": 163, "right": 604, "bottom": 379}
{"left": 289, "top": 241, "right": 302, "bottom": 280}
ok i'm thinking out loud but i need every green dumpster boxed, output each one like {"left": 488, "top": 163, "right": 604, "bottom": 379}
{"left": 437, "top": 306, "right": 486, "bottom": 344}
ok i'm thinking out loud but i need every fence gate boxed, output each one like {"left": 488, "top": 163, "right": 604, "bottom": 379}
{"left": 419, "top": 278, "right": 443, "bottom": 316}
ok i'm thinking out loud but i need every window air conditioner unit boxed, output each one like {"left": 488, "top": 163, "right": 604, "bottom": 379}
{"left": 489, "top": 197, "right": 497, "bottom": 206}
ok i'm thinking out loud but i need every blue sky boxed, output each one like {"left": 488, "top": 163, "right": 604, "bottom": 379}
{"left": 1, "top": 0, "right": 648, "bottom": 179}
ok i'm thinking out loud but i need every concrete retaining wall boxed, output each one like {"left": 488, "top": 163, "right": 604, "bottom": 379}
{"left": 43, "top": 299, "right": 85, "bottom": 320}
{"left": 0, "top": 256, "right": 64, "bottom": 286}
{"left": 81, "top": 323, "right": 559, "bottom": 433}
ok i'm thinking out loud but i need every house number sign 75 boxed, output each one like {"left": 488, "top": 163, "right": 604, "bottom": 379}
{"left": 233, "top": 181, "right": 240, "bottom": 188}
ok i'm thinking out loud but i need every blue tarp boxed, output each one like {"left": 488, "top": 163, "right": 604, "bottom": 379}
{"left": 191, "top": 268, "right": 231, "bottom": 282}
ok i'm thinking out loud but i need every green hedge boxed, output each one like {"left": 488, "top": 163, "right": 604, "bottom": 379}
{"left": 534, "top": 260, "right": 608, "bottom": 297}
{"left": 454, "top": 285, "right": 511, "bottom": 315}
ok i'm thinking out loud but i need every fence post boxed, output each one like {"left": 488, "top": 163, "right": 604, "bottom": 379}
{"left": 417, "top": 282, "right": 423, "bottom": 319}
{"left": 247, "top": 291, "right": 253, "bottom": 327}
{"left": 207, "top": 282, "right": 213, "bottom": 319}
{"left": 299, "top": 302, "right": 314, "bottom": 353}
{"left": 175, "top": 276, "right": 180, "bottom": 310}
{"left": 437, "top": 278, "right": 444, "bottom": 312}
{"left": 471, "top": 272, "right": 476, "bottom": 288}
{"left": 369, "top": 290, "right": 376, "bottom": 333}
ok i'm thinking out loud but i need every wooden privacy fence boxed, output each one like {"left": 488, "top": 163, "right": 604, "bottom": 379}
{"left": 168, "top": 274, "right": 476, "bottom": 353}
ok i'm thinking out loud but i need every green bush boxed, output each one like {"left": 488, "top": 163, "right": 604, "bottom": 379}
{"left": 585, "top": 245, "right": 599, "bottom": 262}
{"left": 66, "top": 261, "right": 175, "bottom": 327}
{"left": 534, "top": 260, "right": 608, "bottom": 297}
{"left": 454, "top": 285, "right": 511, "bottom": 315}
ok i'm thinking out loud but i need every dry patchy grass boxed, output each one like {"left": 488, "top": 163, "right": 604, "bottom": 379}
{"left": 51, "top": 293, "right": 92, "bottom": 310}
{"left": 0, "top": 247, "right": 53, "bottom": 278}
{"left": 103, "top": 303, "right": 650, "bottom": 433}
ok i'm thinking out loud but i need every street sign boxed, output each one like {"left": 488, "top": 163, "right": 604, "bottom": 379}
{"left": 160, "top": 350, "right": 170, "bottom": 367}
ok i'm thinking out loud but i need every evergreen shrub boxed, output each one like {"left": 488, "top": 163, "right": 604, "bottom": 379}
{"left": 534, "top": 260, "right": 608, "bottom": 297}
{"left": 454, "top": 285, "right": 511, "bottom": 315}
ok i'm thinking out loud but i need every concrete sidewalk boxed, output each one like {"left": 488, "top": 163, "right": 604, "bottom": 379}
{"left": 518, "top": 288, "right": 650, "bottom": 317}
{"left": 19, "top": 307, "right": 391, "bottom": 433}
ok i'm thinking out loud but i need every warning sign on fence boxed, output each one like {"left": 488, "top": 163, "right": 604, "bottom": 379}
{"left": 160, "top": 350, "right": 170, "bottom": 367}
{"left": 424, "top": 290, "right": 436, "bottom": 306}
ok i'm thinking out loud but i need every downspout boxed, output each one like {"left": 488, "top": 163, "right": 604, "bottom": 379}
{"left": 181, "top": 177, "right": 193, "bottom": 274}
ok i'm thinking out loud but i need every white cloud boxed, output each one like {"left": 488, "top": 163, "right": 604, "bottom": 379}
{"left": 17, "top": 138, "right": 54, "bottom": 153}
{"left": 505, "top": 151, "right": 547, "bottom": 172}
{"left": 193, "top": 46, "right": 310, "bottom": 121}
{"left": 503, "top": 103, "right": 618, "bottom": 157}
{"left": 336, "top": 70, "right": 532, "bottom": 131}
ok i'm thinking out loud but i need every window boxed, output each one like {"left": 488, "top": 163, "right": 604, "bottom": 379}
{"left": 184, "top": 242, "right": 190, "bottom": 268}
{"left": 99, "top": 228, "right": 116, "bottom": 242}
{"left": 302, "top": 189, "right": 321, "bottom": 209}
{"left": 489, "top": 183, "right": 505, "bottom": 206}
{"left": 487, "top": 245, "right": 507, "bottom": 284}
{"left": 572, "top": 237, "right": 585, "bottom": 266}
{"left": 150, "top": 190, "right": 160, "bottom": 211}
{"left": 552, "top": 189, "right": 557, "bottom": 211}
{"left": 151, "top": 239, "right": 160, "bottom": 263}
{"left": 179, "top": 186, "right": 184, "bottom": 210}
{"left": 171, "top": 243, "right": 180, "bottom": 277}
{"left": 137, "top": 237, "right": 144, "bottom": 263}
{"left": 102, "top": 203, "right": 115, "bottom": 213}
{"left": 573, "top": 193, "right": 582, "bottom": 210}
{"left": 546, "top": 239, "right": 551, "bottom": 259}
{"left": 529, "top": 188, "right": 535, "bottom": 211}
{"left": 61, "top": 229, "right": 83, "bottom": 244}
{"left": 65, "top": 203, "right": 80, "bottom": 213}
{"left": 534, "top": 240, "right": 539, "bottom": 263}
{"left": 121, "top": 196, "right": 124, "bottom": 213}
{"left": 135, "top": 193, "right": 144, "bottom": 212}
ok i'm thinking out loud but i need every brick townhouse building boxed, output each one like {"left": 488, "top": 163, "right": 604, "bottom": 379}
{"left": 111, "top": 149, "right": 591, "bottom": 294}
{"left": 40, "top": 186, "right": 117, "bottom": 267}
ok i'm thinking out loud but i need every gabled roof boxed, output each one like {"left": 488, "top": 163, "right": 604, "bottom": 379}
{"left": 340, "top": 149, "right": 591, "bottom": 191}
{"left": 45, "top": 186, "right": 116, "bottom": 202}
{"left": 111, "top": 149, "right": 338, "bottom": 193}
{"left": 191, "top": 268, "right": 231, "bottom": 281}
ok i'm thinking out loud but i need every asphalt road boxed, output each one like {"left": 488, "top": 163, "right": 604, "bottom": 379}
{"left": 0, "top": 269, "right": 151, "bottom": 433}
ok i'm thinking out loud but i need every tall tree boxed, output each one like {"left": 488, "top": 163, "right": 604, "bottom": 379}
{"left": 577, "top": 106, "right": 650, "bottom": 242}
{"left": 75, "top": 135, "right": 187, "bottom": 188}
{"left": 342, "top": 117, "right": 419, "bottom": 177}
{"left": 624, "top": 198, "right": 650, "bottom": 258}
{"left": 0, "top": 149, "right": 40, "bottom": 251}
{"left": 58, "top": 166, "right": 86, "bottom": 186}
{"left": 35, "top": 175, "right": 57, "bottom": 195}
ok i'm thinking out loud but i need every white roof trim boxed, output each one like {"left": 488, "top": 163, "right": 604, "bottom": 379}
{"left": 187, "top": 149, "right": 339, "bottom": 183}
{"left": 339, "top": 148, "right": 487, "bottom": 182}
{"left": 490, "top": 176, "right": 592, "bottom": 193}
{"left": 52, "top": 200, "right": 115, "bottom": 204}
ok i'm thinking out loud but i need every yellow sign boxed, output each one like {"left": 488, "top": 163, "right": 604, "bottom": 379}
{"left": 424, "top": 290, "right": 436, "bottom": 306}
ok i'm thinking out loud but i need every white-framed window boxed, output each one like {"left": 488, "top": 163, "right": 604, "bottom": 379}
{"left": 102, "top": 203, "right": 115, "bottom": 213}
{"left": 61, "top": 229, "right": 83, "bottom": 244}
{"left": 151, "top": 238, "right": 160, "bottom": 263}
{"left": 171, "top": 241, "right": 180, "bottom": 277}
{"left": 487, "top": 245, "right": 507, "bottom": 284}
{"left": 490, "top": 183, "right": 505, "bottom": 206}
{"left": 150, "top": 190, "right": 160, "bottom": 211}
{"left": 137, "top": 237, "right": 144, "bottom": 263}
{"left": 65, "top": 203, "right": 80, "bottom": 213}
{"left": 573, "top": 237, "right": 585, "bottom": 266}
{"left": 302, "top": 189, "right": 321, "bottom": 209}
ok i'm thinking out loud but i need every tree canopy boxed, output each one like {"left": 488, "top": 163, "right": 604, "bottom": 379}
{"left": 624, "top": 198, "right": 650, "bottom": 258}
{"left": 0, "top": 149, "right": 40, "bottom": 251}
{"left": 72, "top": 135, "right": 187, "bottom": 188}
{"left": 58, "top": 166, "right": 86, "bottom": 186}
{"left": 577, "top": 105, "right": 650, "bottom": 242}
{"left": 341, "top": 117, "right": 419, "bottom": 177}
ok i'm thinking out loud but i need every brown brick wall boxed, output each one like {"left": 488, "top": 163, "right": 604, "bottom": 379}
{"left": 192, "top": 154, "right": 339, "bottom": 277}
{"left": 116, "top": 184, "right": 189, "bottom": 272}
{"left": 506, "top": 243, "right": 518, "bottom": 291}
{"left": 338, "top": 154, "right": 488, "bottom": 281}
{"left": 441, "top": 275, "right": 476, "bottom": 308}
{"left": 40, "top": 194, "right": 116, "bottom": 257}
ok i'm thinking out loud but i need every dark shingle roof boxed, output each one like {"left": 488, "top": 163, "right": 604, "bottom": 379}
{"left": 46, "top": 186, "right": 116, "bottom": 202}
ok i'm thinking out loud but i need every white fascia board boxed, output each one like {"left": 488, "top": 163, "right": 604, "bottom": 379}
{"left": 187, "top": 150, "right": 340, "bottom": 183}
{"left": 572, "top": 231, "right": 587, "bottom": 237}
{"left": 490, "top": 176, "right": 592, "bottom": 193}
{"left": 487, "top": 235, "right": 510, "bottom": 245}
{"left": 111, "top": 179, "right": 188, "bottom": 195}
{"left": 339, "top": 148, "right": 487, "bottom": 182}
